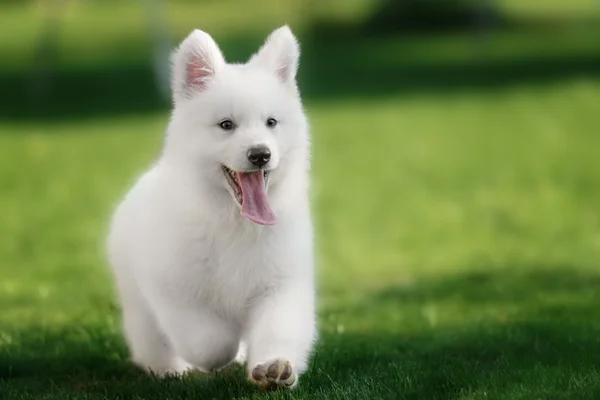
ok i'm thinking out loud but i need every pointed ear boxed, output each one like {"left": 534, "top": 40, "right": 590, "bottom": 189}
{"left": 250, "top": 26, "right": 300, "bottom": 85}
{"left": 171, "top": 29, "right": 225, "bottom": 101}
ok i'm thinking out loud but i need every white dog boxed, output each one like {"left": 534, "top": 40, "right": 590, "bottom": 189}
{"left": 106, "top": 26, "right": 315, "bottom": 390}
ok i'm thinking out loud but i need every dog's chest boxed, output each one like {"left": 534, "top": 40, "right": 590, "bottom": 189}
{"left": 175, "top": 224, "right": 278, "bottom": 318}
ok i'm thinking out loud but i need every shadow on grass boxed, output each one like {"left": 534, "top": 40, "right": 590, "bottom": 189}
{"left": 0, "top": 327, "right": 256, "bottom": 399}
{"left": 1, "top": 24, "right": 600, "bottom": 123}
{"left": 373, "top": 267, "right": 600, "bottom": 305}
{"left": 2, "top": 268, "right": 600, "bottom": 398}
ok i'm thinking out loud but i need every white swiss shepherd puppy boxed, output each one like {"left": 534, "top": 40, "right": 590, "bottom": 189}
{"left": 106, "top": 26, "right": 315, "bottom": 390}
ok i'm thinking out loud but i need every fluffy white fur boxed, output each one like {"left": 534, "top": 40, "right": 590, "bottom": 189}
{"left": 106, "top": 26, "right": 315, "bottom": 389}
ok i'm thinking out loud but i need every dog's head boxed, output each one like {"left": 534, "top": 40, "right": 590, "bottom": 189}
{"left": 164, "top": 26, "right": 309, "bottom": 226}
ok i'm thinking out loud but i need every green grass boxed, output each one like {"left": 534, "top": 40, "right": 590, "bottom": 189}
{"left": 1, "top": 1, "right": 600, "bottom": 399}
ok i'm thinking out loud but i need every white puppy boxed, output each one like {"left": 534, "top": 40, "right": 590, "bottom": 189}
{"left": 106, "top": 26, "right": 315, "bottom": 390}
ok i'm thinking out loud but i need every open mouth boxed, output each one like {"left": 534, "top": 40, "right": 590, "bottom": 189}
{"left": 221, "top": 165, "right": 275, "bottom": 225}
{"left": 221, "top": 166, "right": 269, "bottom": 204}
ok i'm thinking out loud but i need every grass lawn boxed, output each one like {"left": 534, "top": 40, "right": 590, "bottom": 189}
{"left": 1, "top": 1, "right": 600, "bottom": 399}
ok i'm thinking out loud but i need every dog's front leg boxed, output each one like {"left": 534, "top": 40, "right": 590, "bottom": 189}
{"left": 148, "top": 294, "right": 241, "bottom": 373}
{"left": 246, "top": 281, "right": 316, "bottom": 389}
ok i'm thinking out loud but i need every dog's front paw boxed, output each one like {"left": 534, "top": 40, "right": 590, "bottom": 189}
{"left": 249, "top": 358, "right": 297, "bottom": 390}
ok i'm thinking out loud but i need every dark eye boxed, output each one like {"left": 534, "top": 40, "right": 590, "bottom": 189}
{"left": 266, "top": 118, "right": 278, "bottom": 128}
{"left": 219, "top": 119, "right": 235, "bottom": 131}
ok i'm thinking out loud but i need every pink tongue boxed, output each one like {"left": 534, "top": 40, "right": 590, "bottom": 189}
{"left": 237, "top": 171, "right": 276, "bottom": 225}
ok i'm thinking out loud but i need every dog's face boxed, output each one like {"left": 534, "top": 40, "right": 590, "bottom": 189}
{"left": 165, "top": 27, "right": 309, "bottom": 225}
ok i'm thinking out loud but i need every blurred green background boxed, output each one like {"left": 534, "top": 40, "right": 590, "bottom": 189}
{"left": 1, "top": 0, "right": 600, "bottom": 399}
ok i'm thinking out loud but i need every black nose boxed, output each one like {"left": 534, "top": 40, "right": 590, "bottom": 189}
{"left": 247, "top": 146, "right": 271, "bottom": 168}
